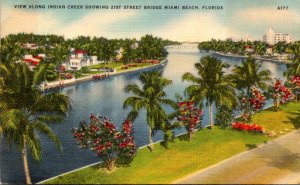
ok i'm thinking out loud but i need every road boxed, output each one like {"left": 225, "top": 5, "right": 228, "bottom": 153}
{"left": 174, "top": 129, "right": 300, "bottom": 184}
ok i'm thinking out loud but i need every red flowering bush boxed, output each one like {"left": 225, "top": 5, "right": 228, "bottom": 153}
{"left": 268, "top": 79, "right": 294, "bottom": 111}
{"left": 248, "top": 86, "right": 266, "bottom": 110}
{"left": 177, "top": 101, "right": 202, "bottom": 141}
{"left": 231, "top": 122, "right": 263, "bottom": 133}
{"left": 286, "top": 76, "right": 300, "bottom": 102}
{"left": 240, "top": 86, "right": 266, "bottom": 122}
{"left": 290, "top": 75, "right": 300, "bottom": 87}
{"left": 72, "top": 115, "right": 136, "bottom": 171}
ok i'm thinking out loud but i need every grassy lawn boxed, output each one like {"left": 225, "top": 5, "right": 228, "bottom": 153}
{"left": 44, "top": 102, "right": 300, "bottom": 184}
{"left": 88, "top": 62, "right": 123, "bottom": 69}
{"left": 88, "top": 62, "right": 153, "bottom": 72}
{"left": 251, "top": 102, "right": 300, "bottom": 136}
{"left": 116, "top": 63, "right": 152, "bottom": 72}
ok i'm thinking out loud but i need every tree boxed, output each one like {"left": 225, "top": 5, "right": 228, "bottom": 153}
{"left": 254, "top": 41, "right": 267, "bottom": 56}
{"left": 230, "top": 57, "right": 271, "bottom": 94}
{"left": 123, "top": 71, "right": 176, "bottom": 150}
{"left": 177, "top": 101, "right": 202, "bottom": 140}
{"left": 99, "top": 39, "right": 117, "bottom": 64}
{"left": 72, "top": 117, "right": 136, "bottom": 171}
{"left": 0, "top": 62, "right": 70, "bottom": 184}
{"left": 215, "top": 105, "right": 234, "bottom": 128}
{"left": 284, "top": 43, "right": 300, "bottom": 77}
{"left": 268, "top": 79, "right": 293, "bottom": 111}
{"left": 273, "top": 41, "right": 288, "bottom": 55}
{"left": 239, "top": 86, "right": 266, "bottom": 122}
{"left": 182, "top": 56, "right": 237, "bottom": 128}
{"left": 138, "top": 35, "right": 168, "bottom": 61}
{"left": 121, "top": 39, "right": 137, "bottom": 65}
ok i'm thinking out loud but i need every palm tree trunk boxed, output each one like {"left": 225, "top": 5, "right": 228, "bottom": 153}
{"left": 22, "top": 141, "right": 31, "bottom": 184}
{"left": 0, "top": 126, "right": 3, "bottom": 138}
{"left": 209, "top": 102, "right": 213, "bottom": 128}
{"left": 148, "top": 125, "right": 154, "bottom": 151}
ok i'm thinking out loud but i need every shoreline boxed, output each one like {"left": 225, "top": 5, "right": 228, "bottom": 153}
{"left": 37, "top": 124, "right": 192, "bottom": 184}
{"left": 41, "top": 59, "right": 168, "bottom": 90}
{"left": 37, "top": 105, "right": 275, "bottom": 184}
{"left": 208, "top": 51, "right": 290, "bottom": 64}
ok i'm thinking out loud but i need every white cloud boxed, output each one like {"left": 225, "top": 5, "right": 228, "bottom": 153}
{"left": 151, "top": 13, "right": 240, "bottom": 42}
{"left": 1, "top": 7, "right": 136, "bottom": 38}
{"left": 1, "top": 8, "right": 59, "bottom": 36}
{"left": 55, "top": 11, "right": 136, "bottom": 38}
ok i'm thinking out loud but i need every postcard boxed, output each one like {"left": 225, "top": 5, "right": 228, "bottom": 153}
{"left": 1, "top": 0, "right": 300, "bottom": 184}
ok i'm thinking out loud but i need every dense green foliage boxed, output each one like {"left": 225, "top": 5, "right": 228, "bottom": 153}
{"left": 229, "top": 57, "right": 272, "bottom": 93}
{"left": 285, "top": 43, "right": 300, "bottom": 77}
{"left": 215, "top": 106, "right": 234, "bottom": 128}
{"left": 1, "top": 33, "right": 174, "bottom": 67}
{"left": 123, "top": 71, "right": 177, "bottom": 149}
{"left": 198, "top": 39, "right": 299, "bottom": 56}
{"left": 0, "top": 62, "right": 71, "bottom": 184}
{"left": 182, "top": 56, "right": 237, "bottom": 128}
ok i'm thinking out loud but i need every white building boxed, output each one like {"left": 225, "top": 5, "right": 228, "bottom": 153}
{"left": 263, "top": 27, "right": 292, "bottom": 45}
{"left": 241, "top": 35, "right": 254, "bottom": 42}
{"left": 65, "top": 49, "right": 100, "bottom": 70}
{"left": 21, "top": 54, "right": 46, "bottom": 70}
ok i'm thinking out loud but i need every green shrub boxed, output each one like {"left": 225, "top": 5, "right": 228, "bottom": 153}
{"left": 215, "top": 106, "right": 234, "bottom": 128}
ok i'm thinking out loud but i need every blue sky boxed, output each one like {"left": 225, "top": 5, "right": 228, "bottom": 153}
{"left": 1, "top": 0, "right": 300, "bottom": 41}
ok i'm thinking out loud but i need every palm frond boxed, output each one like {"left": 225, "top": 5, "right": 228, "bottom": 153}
{"left": 0, "top": 109, "right": 23, "bottom": 130}
{"left": 182, "top": 72, "right": 201, "bottom": 83}
{"left": 25, "top": 133, "right": 42, "bottom": 161}
{"left": 33, "top": 64, "right": 47, "bottom": 86}
{"left": 157, "top": 98, "right": 177, "bottom": 109}
{"left": 32, "top": 92, "right": 71, "bottom": 116}
{"left": 31, "top": 120, "right": 62, "bottom": 151}
{"left": 124, "top": 84, "right": 144, "bottom": 96}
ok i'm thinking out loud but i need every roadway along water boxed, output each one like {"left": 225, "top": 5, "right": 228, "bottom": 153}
{"left": 0, "top": 46, "right": 287, "bottom": 183}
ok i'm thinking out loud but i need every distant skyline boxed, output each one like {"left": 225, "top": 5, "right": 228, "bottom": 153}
{"left": 1, "top": 0, "right": 300, "bottom": 42}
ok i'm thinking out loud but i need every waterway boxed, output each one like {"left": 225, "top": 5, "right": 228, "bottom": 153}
{"left": 0, "top": 45, "right": 287, "bottom": 183}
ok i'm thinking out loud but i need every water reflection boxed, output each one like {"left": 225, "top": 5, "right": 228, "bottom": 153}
{"left": 0, "top": 47, "right": 287, "bottom": 183}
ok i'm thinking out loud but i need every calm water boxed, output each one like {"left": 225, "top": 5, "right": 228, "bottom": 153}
{"left": 0, "top": 46, "right": 287, "bottom": 183}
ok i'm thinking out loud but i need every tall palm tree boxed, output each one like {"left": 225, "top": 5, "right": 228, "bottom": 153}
{"left": 285, "top": 43, "right": 300, "bottom": 77}
{"left": 182, "top": 56, "right": 237, "bottom": 128}
{"left": 123, "top": 71, "right": 176, "bottom": 150}
{"left": 0, "top": 62, "right": 71, "bottom": 184}
{"left": 230, "top": 57, "right": 271, "bottom": 94}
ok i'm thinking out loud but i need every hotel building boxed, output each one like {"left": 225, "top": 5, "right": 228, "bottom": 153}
{"left": 263, "top": 27, "right": 292, "bottom": 45}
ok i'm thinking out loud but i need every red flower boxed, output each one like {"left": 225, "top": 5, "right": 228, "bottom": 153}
{"left": 231, "top": 122, "right": 263, "bottom": 133}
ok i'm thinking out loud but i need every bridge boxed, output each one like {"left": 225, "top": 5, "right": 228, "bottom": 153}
{"left": 165, "top": 44, "right": 198, "bottom": 49}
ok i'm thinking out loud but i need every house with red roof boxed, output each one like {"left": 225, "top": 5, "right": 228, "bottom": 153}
{"left": 21, "top": 54, "right": 45, "bottom": 70}
{"left": 65, "top": 49, "right": 99, "bottom": 70}
{"left": 245, "top": 45, "right": 254, "bottom": 54}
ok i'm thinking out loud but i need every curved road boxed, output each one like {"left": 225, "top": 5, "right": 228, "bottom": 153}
{"left": 174, "top": 130, "right": 300, "bottom": 184}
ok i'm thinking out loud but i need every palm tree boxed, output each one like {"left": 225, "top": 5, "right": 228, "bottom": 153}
{"left": 122, "top": 39, "right": 137, "bottom": 65}
{"left": 182, "top": 56, "right": 237, "bottom": 128}
{"left": 123, "top": 71, "right": 176, "bottom": 150}
{"left": 230, "top": 57, "right": 271, "bottom": 94}
{"left": 285, "top": 43, "right": 300, "bottom": 77}
{"left": 0, "top": 62, "right": 71, "bottom": 184}
{"left": 254, "top": 41, "right": 267, "bottom": 56}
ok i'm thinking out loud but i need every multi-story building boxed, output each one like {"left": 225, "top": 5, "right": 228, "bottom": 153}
{"left": 263, "top": 27, "right": 292, "bottom": 45}
{"left": 65, "top": 49, "right": 99, "bottom": 70}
